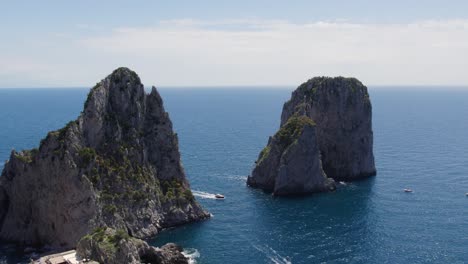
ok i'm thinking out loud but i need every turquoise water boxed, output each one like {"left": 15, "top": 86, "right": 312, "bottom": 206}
{"left": 0, "top": 88, "right": 467, "bottom": 263}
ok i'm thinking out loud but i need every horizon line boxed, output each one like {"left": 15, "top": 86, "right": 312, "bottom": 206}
{"left": 1, "top": 85, "right": 468, "bottom": 90}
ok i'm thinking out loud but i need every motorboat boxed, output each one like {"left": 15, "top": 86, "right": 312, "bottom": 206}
{"left": 404, "top": 188, "right": 413, "bottom": 193}
{"left": 215, "top": 194, "right": 225, "bottom": 199}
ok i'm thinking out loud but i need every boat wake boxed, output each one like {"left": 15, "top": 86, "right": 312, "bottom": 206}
{"left": 182, "top": 248, "right": 200, "bottom": 264}
{"left": 253, "top": 244, "right": 291, "bottom": 264}
{"left": 227, "top": 175, "right": 248, "bottom": 181}
{"left": 192, "top": 190, "right": 218, "bottom": 200}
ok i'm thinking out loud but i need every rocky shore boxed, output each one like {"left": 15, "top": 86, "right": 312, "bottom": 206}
{"left": 76, "top": 227, "right": 188, "bottom": 264}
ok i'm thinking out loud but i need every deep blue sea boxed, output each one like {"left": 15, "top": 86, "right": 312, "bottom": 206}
{"left": 0, "top": 87, "right": 467, "bottom": 263}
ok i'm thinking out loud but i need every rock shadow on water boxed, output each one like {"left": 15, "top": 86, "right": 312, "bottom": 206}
{"left": 147, "top": 220, "right": 209, "bottom": 248}
{"left": 247, "top": 176, "right": 377, "bottom": 263}
{"left": 0, "top": 241, "right": 37, "bottom": 263}
{"left": 146, "top": 221, "right": 210, "bottom": 263}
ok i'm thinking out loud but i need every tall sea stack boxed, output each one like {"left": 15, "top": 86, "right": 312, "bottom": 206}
{"left": 281, "top": 77, "right": 376, "bottom": 180}
{"left": 248, "top": 76, "right": 375, "bottom": 195}
{"left": 0, "top": 68, "right": 209, "bottom": 248}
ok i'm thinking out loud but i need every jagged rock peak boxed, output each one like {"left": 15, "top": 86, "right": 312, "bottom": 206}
{"left": 281, "top": 76, "right": 376, "bottom": 180}
{"left": 247, "top": 116, "right": 335, "bottom": 196}
{"left": 0, "top": 68, "right": 209, "bottom": 248}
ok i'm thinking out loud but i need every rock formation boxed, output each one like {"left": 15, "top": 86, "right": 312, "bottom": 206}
{"left": 281, "top": 77, "right": 376, "bottom": 180}
{"left": 76, "top": 227, "right": 188, "bottom": 264}
{"left": 0, "top": 67, "right": 209, "bottom": 248}
{"left": 247, "top": 116, "right": 335, "bottom": 195}
{"left": 248, "top": 76, "right": 375, "bottom": 194}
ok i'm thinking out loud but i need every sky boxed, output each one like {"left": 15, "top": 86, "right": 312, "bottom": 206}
{"left": 1, "top": 0, "right": 468, "bottom": 88}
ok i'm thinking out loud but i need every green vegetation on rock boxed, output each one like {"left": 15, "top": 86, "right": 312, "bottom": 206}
{"left": 14, "top": 149, "right": 37, "bottom": 164}
{"left": 57, "top": 121, "right": 77, "bottom": 142}
{"left": 80, "top": 227, "right": 130, "bottom": 255}
{"left": 295, "top": 76, "right": 365, "bottom": 101}
{"left": 160, "top": 178, "right": 194, "bottom": 204}
{"left": 103, "top": 204, "right": 117, "bottom": 214}
{"left": 79, "top": 147, "right": 97, "bottom": 166}
{"left": 257, "top": 145, "right": 271, "bottom": 165}
{"left": 183, "top": 189, "right": 195, "bottom": 202}
{"left": 110, "top": 67, "right": 141, "bottom": 87}
{"left": 276, "top": 116, "right": 315, "bottom": 148}
{"left": 256, "top": 116, "right": 315, "bottom": 165}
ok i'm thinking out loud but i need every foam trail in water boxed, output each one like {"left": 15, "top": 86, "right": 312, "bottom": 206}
{"left": 226, "top": 223, "right": 291, "bottom": 264}
{"left": 182, "top": 248, "right": 200, "bottom": 264}
{"left": 226, "top": 175, "right": 248, "bottom": 181}
{"left": 253, "top": 244, "right": 292, "bottom": 264}
{"left": 192, "top": 190, "right": 217, "bottom": 199}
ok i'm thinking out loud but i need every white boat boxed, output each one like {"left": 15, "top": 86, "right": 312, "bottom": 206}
{"left": 404, "top": 188, "right": 413, "bottom": 193}
{"left": 215, "top": 194, "right": 225, "bottom": 199}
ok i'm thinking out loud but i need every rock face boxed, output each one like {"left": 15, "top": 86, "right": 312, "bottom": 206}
{"left": 281, "top": 77, "right": 376, "bottom": 180}
{"left": 247, "top": 116, "right": 335, "bottom": 195}
{"left": 76, "top": 227, "right": 188, "bottom": 264}
{"left": 248, "top": 76, "right": 375, "bottom": 195}
{"left": 0, "top": 68, "right": 209, "bottom": 248}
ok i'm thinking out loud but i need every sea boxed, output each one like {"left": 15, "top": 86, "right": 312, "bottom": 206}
{"left": 0, "top": 87, "right": 467, "bottom": 263}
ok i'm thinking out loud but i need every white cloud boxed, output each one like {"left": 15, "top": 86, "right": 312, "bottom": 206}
{"left": 2, "top": 19, "right": 468, "bottom": 87}
{"left": 0, "top": 56, "right": 59, "bottom": 87}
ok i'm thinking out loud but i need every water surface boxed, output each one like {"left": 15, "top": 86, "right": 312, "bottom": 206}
{"left": 0, "top": 87, "right": 467, "bottom": 263}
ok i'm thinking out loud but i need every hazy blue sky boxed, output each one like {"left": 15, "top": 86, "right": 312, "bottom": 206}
{"left": 2, "top": 1, "right": 468, "bottom": 87}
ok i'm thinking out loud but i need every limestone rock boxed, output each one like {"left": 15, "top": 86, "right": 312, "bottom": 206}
{"left": 76, "top": 227, "right": 188, "bottom": 264}
{"left": 0, "top": 67, "right": 209, "bottom": 248}
{"left": 281, "top": 77, "right": 376, "bottom": 180}
{"left": 247, "top": 116, "right": 335, "bottom": 195}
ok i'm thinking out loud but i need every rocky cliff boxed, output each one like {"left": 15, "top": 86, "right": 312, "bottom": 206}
{"left": 76, "top": 227, "right": 188, "bottom": 264}
{"left": 281, "top": 77, "right": 376, "bottom": 180}
{"left": 248, "top": 76, "right": 375, "bottom": 195}
{"left": 0, "top": 67, "right": 209, "bottom": 248}
{"left": 247, "top": 116, "right": 335, "bottom": 195}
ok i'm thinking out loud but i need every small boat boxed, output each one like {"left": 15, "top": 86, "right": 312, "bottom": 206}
{"left": 339, "top": 181, "right": 346, "bottom": 185}
{"left": 465, "top": 193, "right": 468, "bottom": 196}
{"left": 215, "top": 194, "right": 225, "bottom": 199}
{"left": 404, "top": 188, "right": 413, "bottom": 193}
